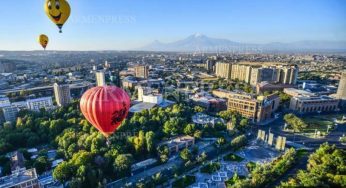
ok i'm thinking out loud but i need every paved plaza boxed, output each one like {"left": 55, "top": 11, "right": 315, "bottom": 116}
{"left": 188, "top": 142, "right": 280, "bottom": 188}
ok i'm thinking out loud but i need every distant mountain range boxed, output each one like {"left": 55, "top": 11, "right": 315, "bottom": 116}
{"left": 138, "top": 34, "right": 346, "bottom": 53}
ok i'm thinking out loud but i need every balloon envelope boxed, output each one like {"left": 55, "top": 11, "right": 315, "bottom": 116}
{"left": 80, "top": 86, "right": 131, "bottom": 137}
{"left": 44, "top": 0, "right": 71, "bottom": 33}
{"left": 38, "top": 34, "right": 49, "bottom": 50}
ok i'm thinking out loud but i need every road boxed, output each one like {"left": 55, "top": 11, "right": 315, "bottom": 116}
{"left": 106, "top": 141, "right": 217, "bottom": 188}
{"left": 255, "top": 116, "right": 346, "bottom": 187}
{"left": 254, "top": 117, "right": 346, "bottom": 149}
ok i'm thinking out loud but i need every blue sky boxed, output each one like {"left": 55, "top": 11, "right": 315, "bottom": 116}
{"left": 0, "top": 0, "right": 345, "bottom": 50}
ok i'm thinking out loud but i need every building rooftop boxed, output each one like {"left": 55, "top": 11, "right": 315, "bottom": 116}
{"left": 129, "top": 102, "right": 157, "bottom": 113}
{"left": 295, "top": 95, "right": 337, "bottom": 101}
{"left": 192, "top": 113, "right": 225, "bottom": 125}
{"left": 0, "top": 168, "right": 38, "bottom": 188}
{"left": 158, "top": 135, "right": 195, "bottom": 148}
{"left": 284, "top": 88, "right": 314, "bottom": 97}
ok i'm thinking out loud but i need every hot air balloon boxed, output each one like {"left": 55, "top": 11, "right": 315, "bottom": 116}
{"left": 44, "top": 0, "right": 71, "bottom": 33}
{"left": 80, "top": 86, "right": 131, "bottom": 138}
{"left": 38, "top": 34, "right": 49, "bottom": 50}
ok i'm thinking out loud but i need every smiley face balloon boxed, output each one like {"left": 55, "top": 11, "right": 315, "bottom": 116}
{"left": 38, "top": 34, "right": 49, "bottom": 50}
{"left": 44, "top": 0, "right": 71, "bottom": 33}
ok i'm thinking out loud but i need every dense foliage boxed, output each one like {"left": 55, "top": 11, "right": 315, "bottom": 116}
{"left": 279, "top": 143, "right": 346, "bottom": 188}
{"left": 284, "top": 113, "right": 308, "bottom": 132}
{"left": 0, "top": 100, "right": 228, "bottom": 187}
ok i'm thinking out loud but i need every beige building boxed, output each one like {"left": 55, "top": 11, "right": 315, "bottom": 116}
{"left": 289, "top": 95, "right": 339, "bottom": 113}
{"left": 231, "top": 64, "right": 252, "bottom": 83}
{"left": 215, "top": 62, "right": 298, "bottom": 86}
{"left": 228, "top": 92, "right": 258, "bottom": 119}
{"left": 53, "top": 83, "right": 71, "bottom": 107}
{"left": 134, "top": 65, "right": 149, "bottom": 79}
{"left": 96, "top": 71, "right": 106, "bottom": 86}
{"left": 215, "top": 62, "right": 232, "bottom": 79}
{"left": 227, "top": 91, "right": 280, "bottom": 123}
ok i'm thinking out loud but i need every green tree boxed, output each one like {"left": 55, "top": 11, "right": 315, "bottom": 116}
{"left": 216, "top": 137, "right": 226, "bottom": 148}
{"left": 284, "top": 114, "right": 307, "bottom": 132}
{"left": 238, "top": 118, "right": 249, "bottom": 131}
{"left": 157, "top": 146, "right": 169, "bottom": 163}
{"left": 217, "top": 110, "right": 234, "bottom": 121}
{"left": 194, "top": 106, "right": 205, "bottom": 113}
{"left": 145, "top": 131, "right": 155, "bottom": 153}
{"left": 114, "top": 154, "right": 133, "bottom": 177}
{"left": 53, "top": 161, "right": 74, "bottom": 185}
{"left": 180, "top": 148, "right": 192, "bottom": 162}
{"left": 34, "top": 156, "right": 50, "bottom": 174}
{"left": 231, "top": 134, "right": 247, "bottom": 150}
{"left": 183, "top": 124, "right": 196, "bottom": 136}
{"left": 163, "top": 118, "right": 182, "bottom": 136}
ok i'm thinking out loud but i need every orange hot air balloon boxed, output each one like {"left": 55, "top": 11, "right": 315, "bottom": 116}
{"left": 80, "top": 86, "right": 131, "bottom": 137}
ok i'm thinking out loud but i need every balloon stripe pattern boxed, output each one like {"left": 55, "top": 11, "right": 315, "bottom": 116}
{"left": 80, "top": 86, "right": 130, "bottom": 137}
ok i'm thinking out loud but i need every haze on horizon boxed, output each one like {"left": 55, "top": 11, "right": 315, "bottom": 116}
{"left": 0, "top": 0, "right": 345, "bottom": 51}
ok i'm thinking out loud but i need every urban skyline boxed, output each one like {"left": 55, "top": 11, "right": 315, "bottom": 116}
{"left": 0, "top": 1, "right": 345, "bottom": 188}
{"left": 0, "top": 0, "right": 346, "bottom": 51}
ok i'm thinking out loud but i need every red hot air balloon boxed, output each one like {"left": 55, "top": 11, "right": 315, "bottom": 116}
{"left": 80, "top": 86, "right": 131, "bottom": 137}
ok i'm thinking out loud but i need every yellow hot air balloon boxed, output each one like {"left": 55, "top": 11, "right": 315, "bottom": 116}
{"left": 44, "top": 0, "right": 71, "bottom": 33}
{"left": 38, "top": 34, "right": 49, "bottom": 50}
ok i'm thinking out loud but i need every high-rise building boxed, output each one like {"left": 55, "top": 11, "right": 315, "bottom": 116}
{"left": 54, "top": 83, "right": 71, "bottom": 107}
{"left": 279, "top": 65, "right": 298, "bottom": 85}
{"left": 96, "top": 71, "right": 106, "bottom": 86}
{"left": 205, "top": 60, "right": 216, "bottom": 72}
{"left": 250, "top": 67, "right": 279, "bottom": 86}
{"left": 134, "top": 65, "right": 149, "bottom": 79}
{"left": 336, "top": 72, "right": 346, "bottom": 99}
{"left": 215, "top": 62, "right": 232, "bottom": 79}
{"left": 231, "top": 64, "right": 252, "bottom": 83}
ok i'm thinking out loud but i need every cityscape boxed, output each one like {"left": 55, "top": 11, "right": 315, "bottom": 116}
{"left": 0, "top": 1, "right": 346, "bottom": 188}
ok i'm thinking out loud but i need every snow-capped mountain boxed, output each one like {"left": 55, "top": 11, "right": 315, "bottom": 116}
{"left": 138, "top": 34, "right": 346, "bottom": 52}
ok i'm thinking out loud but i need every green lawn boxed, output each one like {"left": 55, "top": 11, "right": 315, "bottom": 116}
{"left": 301, "top": 114, "right": 341, "bottom": 134}
{"left": 224, "top": 153, "right": 244, "bottom": 162}
{"left": 200, "top": 162, "right": 221, "bottom": 174}
{"left": 172, "top": 175, "right": 196, "bottom": 188}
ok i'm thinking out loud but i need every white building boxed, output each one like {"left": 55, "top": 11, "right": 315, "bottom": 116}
{"left": 26, "top": 97, "right": 54, "bottom": 111}
{"left": 137, "top": 87, "right": 163, "bottom": 104}
{"left": 142, "top": 94, "right": 163, "bottom": 104}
